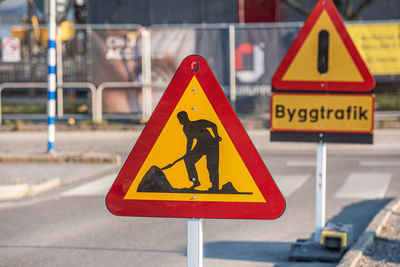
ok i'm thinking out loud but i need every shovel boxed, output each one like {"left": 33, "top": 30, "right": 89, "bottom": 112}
{"left": 161, "top": 155, "right": 185, "bottom": 170}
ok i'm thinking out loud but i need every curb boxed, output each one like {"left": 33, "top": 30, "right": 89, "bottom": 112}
{"left": 0, "top": 184, "right": 30, "bottom": 201}
{"left": 27, "top": 178, "right": 61, "bottom": 196}
{"left": 0, "top": 177, "right": 61, "bottom": 201}
{"left": 0, "top": 153, "right": 122, "bottom": 164}
{"left": 337, "top": 198, "right": 400, "bottom": 267}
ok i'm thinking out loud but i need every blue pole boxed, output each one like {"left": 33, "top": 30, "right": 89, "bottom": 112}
{"left": 47, "top": 0, "right": 56, "bottom": 153}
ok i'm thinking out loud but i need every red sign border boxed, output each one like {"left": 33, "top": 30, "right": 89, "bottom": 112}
{"left": 271, "top": 0, "right": 375, "bottom": 92}
{"left": 270, "top": 92, "right": 375, "bottom": 134}
{"left": 106, "top": 55, "right": 285, "bottom": 219}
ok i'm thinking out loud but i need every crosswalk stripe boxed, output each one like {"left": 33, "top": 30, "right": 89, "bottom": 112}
{"left": 62, "top": 171, "right": 392, "bottom": 200}
{"left": 62, "top": 174, "right": 116, "bottom": 197}
{"left": 62, "top": 173, "right": 310, "bottom": 198}
{"left": 334, "top": 172, "right": 391, "bottom": 199}
{"left": 273, "top": 174, "right": 310, "bottom": 197}
{"left": 359, "top": 161, "right": 400, "bottom": 167}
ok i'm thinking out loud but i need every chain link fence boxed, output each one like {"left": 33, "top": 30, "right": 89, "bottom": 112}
{"left": 1, "top": 21, "right": 400, "bottom": 124}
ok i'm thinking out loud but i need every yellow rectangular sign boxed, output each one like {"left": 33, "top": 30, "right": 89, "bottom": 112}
{"left": 271, "top": 93, "right": 374, "bottom": 133}
{"left": 347, "top": 23, "right": 400, "bottom": 76}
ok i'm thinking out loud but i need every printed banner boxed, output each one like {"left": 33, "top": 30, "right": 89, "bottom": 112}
{"left": 233, "top": 27, "right": 300, "bottom": 112}
{"left": 89, "top": 28, "right": 195, "bottom": 113}
{"left": 347, "top": 23, "right": 400, "bottom": 76}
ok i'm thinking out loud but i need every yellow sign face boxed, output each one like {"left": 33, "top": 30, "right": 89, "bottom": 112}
{"left": 124, "top": 76, "right": 266, "bottom": 203}
{"left": 347, "top": 23, "right": 400, "bottom": 76}
{"left": 282, "top": 10, "right": 363, "bottom": 82}
{"left": 271, "top": 93, "right": 374, "bottom": 133}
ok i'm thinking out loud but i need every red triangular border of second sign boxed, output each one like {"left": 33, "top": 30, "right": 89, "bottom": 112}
{"left": 106, "top": 55, "right": 285, "bottom": 219}
{"left": 272, "top": 0, "right": 375, "bottom": 92}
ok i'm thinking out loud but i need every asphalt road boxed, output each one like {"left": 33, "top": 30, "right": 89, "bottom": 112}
{"left": 0, "top": 129, "right": 399, "bottom": 266}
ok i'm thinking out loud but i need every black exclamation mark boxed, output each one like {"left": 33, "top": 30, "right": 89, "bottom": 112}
{"left": 318, "top": 30, "right": 329, "bottom": 74}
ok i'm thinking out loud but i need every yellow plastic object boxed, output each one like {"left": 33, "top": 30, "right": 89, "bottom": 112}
{"left": 320, "top": 229, "right": 348, "bottom": 248}
{"left": 12, "top": 20, "right": 75, "bottom": 46}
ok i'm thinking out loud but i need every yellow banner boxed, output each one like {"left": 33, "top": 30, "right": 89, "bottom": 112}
{"left": 271, "top": 93, "right": 374, "bottom": 133}
{"left": 347, "top": 24, "right": 400, "bottom": 75}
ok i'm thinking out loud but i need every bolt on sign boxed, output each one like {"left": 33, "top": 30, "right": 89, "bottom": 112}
{"left": 106, "top": 55, "right": 285, "bottom": 219}
{"left": 270, "top": 0, "right": 375, "bottom": 144}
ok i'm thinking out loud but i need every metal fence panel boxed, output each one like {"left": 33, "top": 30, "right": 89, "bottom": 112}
{"left": 1, "top": 22, "right": 400, "bottom": 123}
{"left": 0, "top": 25, "right": 48, "bottom": 83}
{"left": 234, "top": 24, "right": 300, "bottom": 113}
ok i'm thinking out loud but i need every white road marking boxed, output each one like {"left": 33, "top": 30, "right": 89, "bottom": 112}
{"left": 359, "top": 161, "right": 400, "bottom": 167}
{"left": 335, "top": 172, "right": 391, "bottom": 199}
{"left": 62, "top": 172, "right": 311, "bottom": 199}
{"left": 274, "top": 174, "right": 310, "bottom": 197}
{"left": 62, "top": 174, "right": 116, "bottom": 197}
{"left": 286, "top": 161, "right": 316, "bottom": 167}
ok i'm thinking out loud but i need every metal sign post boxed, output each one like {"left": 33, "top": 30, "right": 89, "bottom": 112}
{"left": 315, "top": 140, "right": 326, "bottom": 242}
{"left": 105, "top": 55, "right": 284, "bottom": 264}
{"left": 47, "top": 0, "right": 56, "bottom": 152}
{"left": 187, "top": 218, "right": 203, "bottom": 267}
{"left": 270, "top": 0, "right": 375, "bottom": 262}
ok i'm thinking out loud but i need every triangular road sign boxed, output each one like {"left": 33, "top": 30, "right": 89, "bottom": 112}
{"left": 272, "top": 0, "right": 375, "bottom": 92}
{"left": 106, "top": 55, "right": 285, "bottom": 219}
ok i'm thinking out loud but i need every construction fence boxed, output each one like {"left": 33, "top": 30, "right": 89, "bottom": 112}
{"left": 1, "top": 21, "right": 400, "bottom": 124}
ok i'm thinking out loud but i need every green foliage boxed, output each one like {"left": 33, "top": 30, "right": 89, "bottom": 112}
{"left": 2, "top": 102, "right": 89, "bottom": 114}
{"left": 375, "top": 95, "right": 400, "bottom": 111}
{"left": 2, "top": 104, "right": 46, "bottom": 114}
{"left": 77, "top": 119, "right": 109, "bottom": 126}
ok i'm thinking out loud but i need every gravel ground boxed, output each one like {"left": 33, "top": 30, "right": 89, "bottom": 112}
{"left": 358, "top": 204, "right": 400, "bottom": 267}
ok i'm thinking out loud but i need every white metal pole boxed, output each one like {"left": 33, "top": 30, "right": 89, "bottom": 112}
{"left": 47, "top": 0, "right": 56, "bottom": 152}
{"left": 56, "top": 26, "right": 63, "bottom": 118}
{"left": 228, "top": 24, "right": 236, "bottom": 111}
{"left": 315, "top": 140, "right": 326, "bottom": 243}
{"left": 187, "top": 218, "right": 203, "bottom": 267}
{"left": 141, "top": 28, "right": 152, "bottom": 121}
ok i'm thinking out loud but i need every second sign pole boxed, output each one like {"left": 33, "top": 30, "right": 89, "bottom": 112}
{"left": 315, "top": 140, "right": 327, "bottom": 243}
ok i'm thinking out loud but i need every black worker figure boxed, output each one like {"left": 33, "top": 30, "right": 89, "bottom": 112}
{"left": 137, "top": 111, "right": 251, "bottom": 195}
{"left": 177, "top": 111, "right": 222, "bottom": 192}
